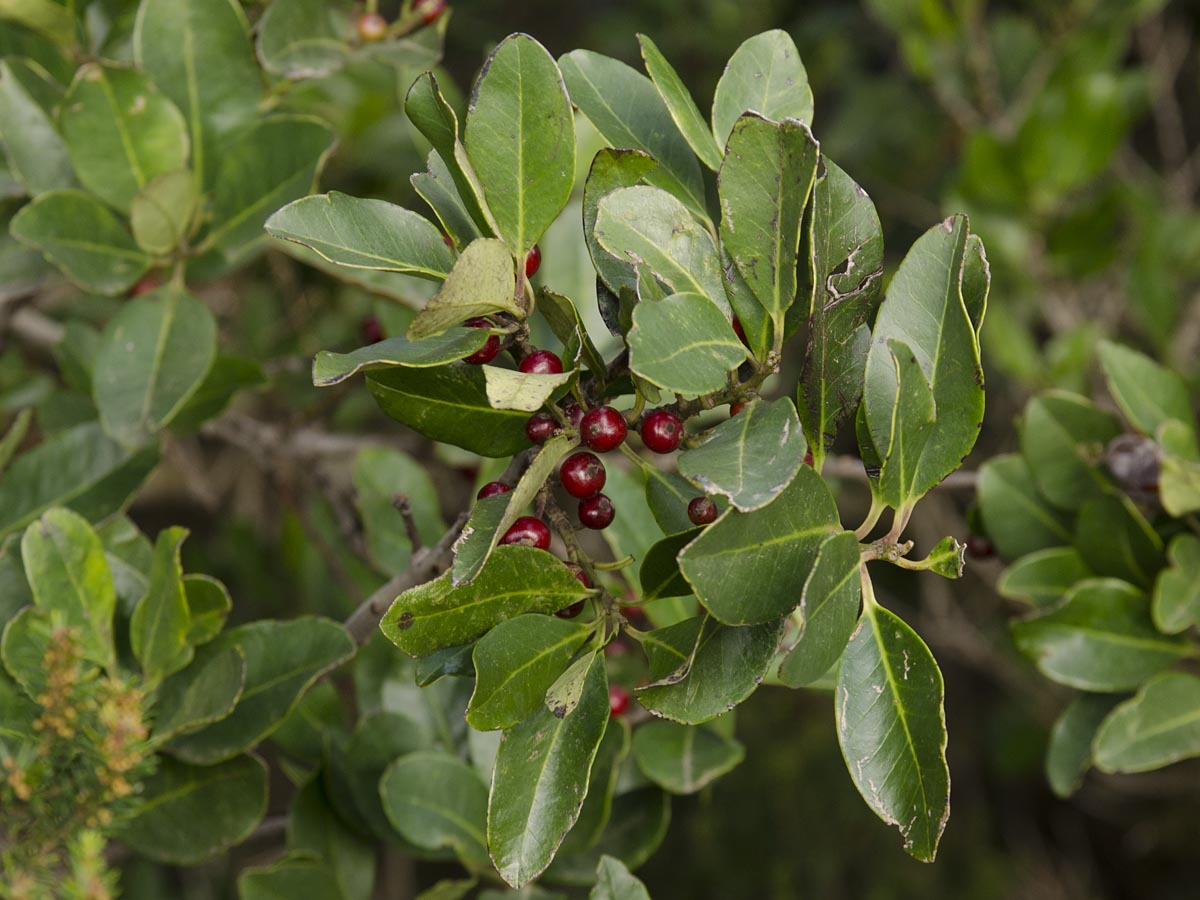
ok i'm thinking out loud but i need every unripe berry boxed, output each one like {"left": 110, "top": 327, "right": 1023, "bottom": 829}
{"left": 519, "top": 349, "right": 563, "bottom": 375}
{"left": 560, "top": 452, "right": 606, "bottom": 499}
{"left": 525, "top": 244, "right": 541, "bottom": 278}
{"left": 500, "top": 517, "right": 551, "bottom": 550}
{"left": 359, "top": 314, "right": 384, "bottom": 345}
{"left": 578, "top": 494, "right": 615, "bottom": 530}
{"left": 476, "top": 481, "right": 511, "bottom": 500}
{"left": 413, "top": 0, "right": 446, "bottom": 25}
{"left": 580, "top": 406, "right": 627, "bottom": 453}
{"left": 609, "top": 684, "right": 630, "bottom": 717}
{"left": 462, "top": 317, "right": 500, "bottom": 365}
{"left": 356, "top": 11, "right": 388, "bottom": 41}
{"left": 525, "top": 412, "right": 559, "bottom": 444}
{"left": 688, "top": 496, "right": 718, "bottom": 526}
{"left": 640, "top": 409, "right": 683, "bottom": 453}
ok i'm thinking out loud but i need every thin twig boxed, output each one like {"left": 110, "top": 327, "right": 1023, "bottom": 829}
{"left": 392, "top": 495, "right": 423, "bottom": 551}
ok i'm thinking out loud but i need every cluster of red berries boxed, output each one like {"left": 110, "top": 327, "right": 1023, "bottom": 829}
{"left": 450, "top": 246, "right": 543, "bottom": 366}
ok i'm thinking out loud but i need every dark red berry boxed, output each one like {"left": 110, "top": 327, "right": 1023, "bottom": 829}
{"left": 640, "top": 409, "right": 683, "bottom": 454}
{"left": 732, "top": 315, "right": 747, "bottom": 345}
{"left": 476, "top": 481, "right": 511, "bottom": 500}
{"left": 462, "top": 318, "right": 500, "bottom": 365}
{"left": 580, "top": 406, "right": 627, "bottom": 453}
{"left": 555, "top": 599, "right": 586, "bottom": 619}
{"left": 966, "top": 534, "right": 994, "bottom": 560}
{"left": 565, "top": 562, "right": 592, "bottom": 588}
{"left": 525, "top": 244, "right": 541, "bottom": 278}
{"left": 413, "top": 0, "right": 446, "bottom": 24}
{"left": 130, "top": 275, "right": 159, "bottom": 297}
{"left": 622, "top": 604, "right": 645, "bottom": 621}
{"left": 359, "top": 314, "right": 384, "bottom": 345}
{"left": 356, "top": 11, "right": 388, "bottom": 41}
{"left": 560, "top": 451, "right": 606, "bottom": 499}
{"left": 688, "top": 497, "right": 718, "bottom": 526}
{"left": 519, "top": 349, "right": 563, "bottom": 375}
{"left": 525, "top": 412, "right": 559, "bottom": 444}
{"left": 609, "top": 684, "right": 630, "bottom": 717}
{"left": 500, "top": 517, "right": 551, "bottom": 550}
{"left": 804, "top": 448, "right": 814, "bottom": 467}
{"left": 578, "top": 493, "right": 615, "bottom": 530}
{"left": 730, "top": 401, "right": 747, "bottom": 416}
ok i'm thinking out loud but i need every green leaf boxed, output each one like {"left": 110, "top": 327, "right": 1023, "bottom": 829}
{"left": 256, "top": 0, "right": 349, "bottom": 79}
{"left": 1093, "top": 673, "right": 1200, "bottom": 774}
{"left": 997, "top": 547, "right": 1091, "bottom": 609}
{"left": 1, "top": 607, "right": 55, "bottom": 697}
{"left": 590, "top": 855, "right": 651, "bottom": 900}
{"left": 559, "top": 50, "right": 708, "bottom": 221}
{"left": 596, "top": 462, "right": 666, "bottom": 600}
{"left": 778, "top": 530, "right": 861, "bottom": 688}
{"left": 558, "top": 717, "right": 630, "bottom": 857}
{"left": 416, "top": 643, "right": 476, "bottom": 687}
{"left": 59, "top": 62, "right": 189, "bottom": 213}
{"left": 238, "top": 854, "right": 343, "bottom": 900}
{"left": 353, "top": 446, "right": 444, "bottom": 577}
{"left": 9, "top": 189, "right": 152, "bottom": 294}
{"left": 130, "top": 170, "right": 198, "bottom": 256}
{"left": 545, "top": 649, "right": 599, "bottom": 720}
{"left": 483, "top": 366, "right": 573, "bottom": 413}
{"left": 539, "top": 288, "right": 607, "bottom": 382}
{"left": 205, "top": 115, "right": 337, "bottom": 262}
{"left": 0, "top": 58, "right": 74, "bottom": 193}
{"left": 119, "top": 754, "right": 267, "bottom": 865}
{"left": 632, "top": 720, "right": 744, "bottom": 794}
{"left": 21, "top": 507, "right": 116, "bottom": 669}
{"left": 1098, "top": 339, "right": 1194, "bottom": 436}
{"left": 636, "top": 34, "right": 722, "bottom": 171}
{"left": 1073, "top": 495, "right": 1162, "bottom": 589}
{"left": 1153, "top": 534, "right": 1200, "bottom": 634}
{"left": 1011, "top": 579, "right": 1189, "bottom": 692}
{"left": 468, "top": 613, "right": 593, "bottom": 731}
{"left": 798, "top": 159, "right": 883, "bottom": 469}
{"left": 326, "top": 711, "right": 426, "bottom": 841}
{"left": 640, "top": 528, "right": 702, "bottom": 602}
{"left": 383, "top": 545, "right": 591, "bottom": 658}
{"left": 265, "top": 192, "right": 455, "bottom": 279}
{"left": 452, "top": 435, "right": 575, "bottom": 585}
{"left": 920, "top": 536, "right": 966, "bottom": 579}
{"left": 131, "top": 526, "right": 193, "bottom": 682}
{"left": 679, "top": 465, "right": 840, "bottom": 625}
{"left": 542, "top": 788, "right": 669, "bottom": 885}
{"left": 1019, "top": 392, "right": 1121, "bottom": 511}
{"left": 408, "top": 238, "right": 520, "bottom": 340}
{"left": 313, "top": 329, "right": 489, "bottom": 388}
{"left": 595, "top": 186, "right": 726, "bottom": 313}
{"left": 836, "top": 601, "right": 949, "bottom": 862}
{"left": 488, "top": 653, "right": 610, "bottom": 888}
{"left": 865, "top": 338, "right": 936, "bottom": 510}
{"left": 628, "top": 292, "right": 744, "bottom": 397}
{"left": 582, "top": 148, "right": 659, "bottom": 299}
{"left": 184, "top": 573, "right": 232, "bottom": 645}
{"left": 464, "top": 34, "right": 574, "bottom": 255}
{"left": 711, "top": 30, "right": 814, "bottom": 148}
{"left": 169, "top": 617, "right": 355, "bottom": 764}
{"left": 678, "top": 398, "right": 805, "bottom": 511}
{"left": 153, "top": 644, "right": 246, "bottom": 743}
{"left": 134, "top": 0, "right": 261, "bottom": 189}
{"left": 718, "top": 113, "right": 818, "bottom": 337}
{"left": 170, "top": 354, "right": 267, "bottom": 433}
{"left": 366, "top": 365, "right": 530, "bottom": 458}
{"left": 976, "top": 454, "right": 1072, "bottom": 560}
{"left": 642, "top": 467, "right": 705, "bottom": 537}
{"left": 381, "top": 751, "right": 490, "bottom": 868}
{"left": 412, "top": 150, "right": 485, "bottom": 249}
{"left": 1045, "top": 693, "right": 1119, "bottom": 798}
{"left": 93, "top": 285, "right": 217, "bottom": 447}
{"left": 1158, "top": 419, "right": 1200, "bottom": 516}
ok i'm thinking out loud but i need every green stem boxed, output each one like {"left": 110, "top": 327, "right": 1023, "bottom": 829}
{"left": 859, "top": 565, "right": 877, "bottom": 610}
{"left": 854, "top": 496, "right": 885, "bottom": 540}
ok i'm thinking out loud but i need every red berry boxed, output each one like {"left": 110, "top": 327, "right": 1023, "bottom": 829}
{"left": 688, "top": 497, "right": 718, "bottom": 526}
{"left": 560, "top": 451, "right": 606, "bottom": 499}
{"left": 130, "top": 275, "right": 159, "bottom": 297}
{"left": 526, "top": 412, "right": 559, "bottom": 444}
{"left": 555, "top": 599, "right": 586, "bottom": 619}
{"left": 414, "top": 0, "right": 446, "bottom": 25}
{"left": 803, "top": 448, "right": 814, "bottom": 467}
{"left": 462, "top": 318, "right": 500, "bottom": 365}
{"left": 966, "top": 534, "right": 994, "bottom": 559}
{"left": 356, "top": 11, "right": 388, "bottom": 41}
{"left": 500, "top": 517, "right": 551, "bottom": 550}
{"left": 732, "top": 315, "right": 747, "bottom": 345}
{"left": 525, "top": 244, "right": 541, "bottom": 278}
{"left": 603, "top": 640, "right": 627, "bottom": 658}
{"left": 565, "top": 562, "right": 592, "bottom": 588}
{"left": 730, "top": 401, "right": 748, "bottom": 416}
{"left": 578, "top": 494, "right": 615, "bottom": 530}
{"left": 476, "top": 481, "right": 511, "bottom": 500}
{"left": 359, "top": 314, "right": 384, "bottom": 345}
{"left": 562, "top": 400, "right": 585, "bottom": 429}
{"left": 580, "top": 406, "right": 627, "bottom": 453}
{"left": 640, "top": 410, "right": 683, "bottom": 453}
{"left": 622, "top": 604, "right": 645, "bottom": 621}
{"left": 519, "top": 350, "right": 563, "bottom": 375}
{"left": 609, "top": 684, "right": 630, "bottom": 717}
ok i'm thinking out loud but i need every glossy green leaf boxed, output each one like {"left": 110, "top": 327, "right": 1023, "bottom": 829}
{"left": 255, "top": 0, "right": 349, "bottom": 79}
{"left": 637, "top": 34, "right": 722, "bottom": 171}
{"left": 265, "top": 192, "right": 455, "bottom": 278}
{"left": 1093, "top": 673, "right": 1200, "bottom": 774}
{"left": 483, "top": 365, "right": 574, "bottom": 413}
{"left": 976, "top": 454, "right": 1072, "bottom": 560}
{"left": 997, "top": 547, "right": 1091, "bottom": 608}
{"left": 93, "top": 286, "right": 217, "bottom": 447}
{"left": 287, "top": 776, "right": 376, "bottom": 900}
{"left": 640, "top": 528, "right": 702, "bottom": 602}
{"left": 778, "top": 530, "right": 861, "bottom": 688}
{"left": 711, "top": 30, "right": 814, "bottom": 148}
{"left": 1073, "top": 495, "right": 1162, "bottom": 588}
{"left": 169, "top": 617, "right": 355, "bottom": 763}
{"left": 468, "top": 613, "right": 593, "bottom": 732}
{"left": 382, "top": 751, "right": 490, "bottom": 867}
{"left": 1098, "top": 339, "right": 1194, "bottom": 436}
{"left": 153, "top": 644, "right": 246, "bottom": 743}
{"left": 582, "top": 148, "right": 659, "bottom": 298}
{"left": 642, "top": 467, "right": 704, "bottom": 536}
{"left": 591, "top": 855, "right": 652, "bottom": 900}
{"left": 383, "top": 545, "right": 590, "bottom": 658}
{"left": 1153, "top": 534, "right": 1200, "bottom": 634}
{"left": 464, "top": 34, "right": 574, "bottom": 255}
{"left": 9, "top": 189, "right": 151, "bottom": 294}
{"left": 60, "top": 62, "right": 188, "bottom": 213}
{"left": 921, "top": 536, "right": 966, "bottom": 579}
{"left": 628, "top": 292, "right": 744, "bottom": 397}
{"left": 412, "top": 151, "right": 484, "bottom": 249}
{"left": 184, "top": 574, "right": 232, "bottom": 645}
{"left": 632, "top": 720, "right": 744, "bottom": 794}
{"left": 836, "top": 601, "right": 949, "bottom": 862}
{"left": 539, "top": 288, "right": 607, "bottom": 381}
{"left": 130, "top": 170, "right": 198, "bottom": 256}
{"left": 119, "top": 754, "right": 267, "bottom": 865}
{"left": 131, "top": 526, "right": 192, "bottom": 682}
{"left": 1019, "top": 392, "right": 1120, "bottom": 511}
{"left": 353, "top": 446, "right": 444, "bottom": 577}
{"left": 678, "top": 398, "right": 805, "bottom": 511}
{"left": 0, "top": 58, "right": 74, "bottom": 193}
{"left": 409, "top": 238, "right": 520, "bottom": 339}
{"left": 865, "top": 338, "right": 936, "bottom": 509}
{"left": 1011, "top": 579, "right": 1188, "bottom": 692}
{"left": 545, "top": 649, "right": 600, "bottom": 720}
{"left": 679, "top": 465, "right": 840, "bottom": 625}
{"left": 1045, "top": 693, "right": 1119, "bottom": 798}
{"left": 559, "top": 717, "right": 631, "bottom": 857}
{"left": 488, "top": 653, "right": 609, "bottom": 888}
{"left": 313, "top": 329, "right": 489, "bottom": 388}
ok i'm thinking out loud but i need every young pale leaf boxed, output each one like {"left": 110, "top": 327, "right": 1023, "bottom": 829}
{"left": 488, "top": 653, "right": 610, "bottom": 888}
{"left": 711, "top": 30, "right": 814, "bottom": 148}
{"left": 628, "top": 292, "right": 745, "bottom": 397}
{"left": 118, "top": 754, "right": 267, "bottom": 865}
{"left": 1098, "top": 339, "right": 1194, "bottom": 436}
{"left": 255, "top": 0, "right": 349, "bottom": 79}
{"left": 408, "top": 238, "right": 520, "bottom": 339}
{"left": 313, "top": 329, "right": 489, "bottom": 387}
{"left": 464, "top": 34, "right": 574, "bottom": 255}
{"left": 718, "top": 114, "right": 818, "bottom": 334}
{"left": 590, "top": 856, "right": 651, "bottom": 900}
{"left": 468, "top": 613, "right": 593, "bottom": 731}
{"left": 412, "top": 151, "right": 485, "bottom": 248}
{"left": 1011, "top": 578, "right": 1188, "bottom": 692}
{"left": 0, "top": 59, "right": 74, "bottom": 193}
{"left": 1093, "top": 673, "right": 1200, "bottom": 774}
{"left": 632, "top": 720, "right": 745, "bottom": 794}
{"left": 637, "top": 34, "right": 723, "bottom": 171}
{"left": 130, "top": 170, "right": 198, "bottom": 256}
{"left": 152, "top": 644, "right": 246, "bottom": 743}
{"left": 678, "top": 398, "right": 806, "bottom": 511}
{"left": 559, "top": 50, "right": 708, "bottom": 222}
{"left": 134, "top": 0, "right": 261, "bottom": 189}
{"left": 130, "top": 526, "right": 193, "bottom": 683}
{"left": 778, "top": 530, "right": 861, "bottom": 688}
{"left": 582, "top": 148, "right": 660, "bottom": 298}
{"left": 60, "top": 62, "right": 188, "bottom": 213}
{"left": 1019, "top": 392, "right": 1121, "bottom": 511}
{"left": 836, "top": 601, "right": 949, "bottom": 863}
{"left": 483, "top": 366, "right": 574, "bottom": 412}
{"left": 1044, "top": 693, "right": 1120, "bottom": 798}
{"left": 184, "top": 574, "right": 232, "bottom": 644}
{"left": 353, "top": 446, "right": 444, "bottom": 577}
{"left": 559, "top": 718, "right": 631, "bottom": 857}
{"left": 997, "top": 547, "right": 1091, "bottom": 609}
{"left": 10, "top": 190, "right": 152, "bottom": 294}
{"left": 1073, "top": 495, "right": 1163, "bottom": 588}
{"left": 1153, "top": 534, "right": 1200, "bottom": 634}
{"left": 287, "top": 777, "right": 375, "bottom": 900}
{"left": 976, "top": 454, "right": 1072, "bottom": 559}
{"left": 679, "top": 465, "right": 840, "bottom": 625}
{"left": 383, "top": 545, "right": 591, "bottom": 657}
{"left": 381, "top": 751, "right": 491, "bottom": 867}
{"left": 93, "top": 286, "right": 217, "bottom": 447}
